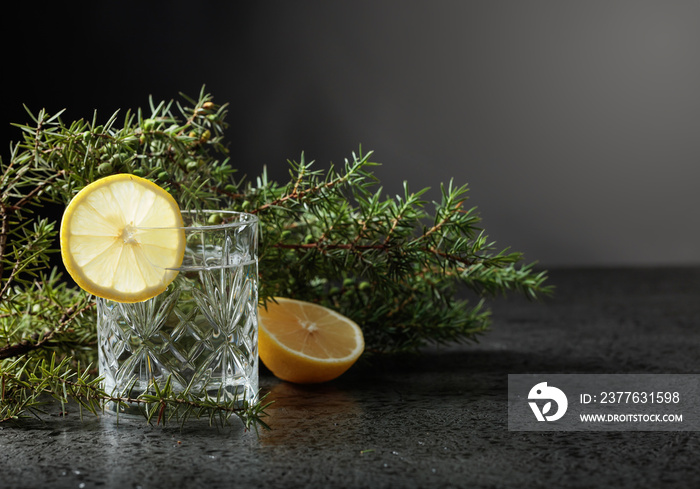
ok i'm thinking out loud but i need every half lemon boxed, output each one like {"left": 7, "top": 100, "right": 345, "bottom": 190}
{"left": 60, "top": 174, "right": 185, "bottom": 303}
{"left": 258, "top": 297, "right": 365, "bottom": 383}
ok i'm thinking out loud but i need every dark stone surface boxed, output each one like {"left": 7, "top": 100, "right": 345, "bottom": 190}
{"left": 2, "top": 267, "right": 700, "bottom": 488}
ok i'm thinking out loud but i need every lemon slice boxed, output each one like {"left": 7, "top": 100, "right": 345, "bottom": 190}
{"left": 258, "top": 297, "right": 365, "bottom": 383}
{"left": 60, "top": 174, "right": 185, "bottom": 303}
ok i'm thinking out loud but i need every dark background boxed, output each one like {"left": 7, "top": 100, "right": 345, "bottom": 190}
{"left": 5, "top": 0, "right": 700, "bottom": 267}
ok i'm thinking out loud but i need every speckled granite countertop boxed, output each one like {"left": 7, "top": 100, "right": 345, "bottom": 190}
{"left": 2, "top": 267, "right": 700, "bottom": 488}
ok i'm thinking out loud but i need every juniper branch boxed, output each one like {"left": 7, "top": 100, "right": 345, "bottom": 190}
{"left": 0, "top": 301, "right": 93, "bottom": 360}
{"left": 1, "top": 86, "right": 552, "bottom": 425}
{"left": 0, "top": 354, "right": 271, "bottom": 431}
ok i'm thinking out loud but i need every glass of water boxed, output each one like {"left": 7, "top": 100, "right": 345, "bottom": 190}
{"left": 96, "top": 210, "right": 258, "bottom": 415}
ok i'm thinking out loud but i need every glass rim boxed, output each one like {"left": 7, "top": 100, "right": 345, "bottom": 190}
{"left": 135, "top": 210, "right": 258, "bottom": 231}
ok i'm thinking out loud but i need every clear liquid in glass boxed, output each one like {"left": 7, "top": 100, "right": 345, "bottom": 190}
{"left": 96, "top": 213, "right": 258, "bottom": 416}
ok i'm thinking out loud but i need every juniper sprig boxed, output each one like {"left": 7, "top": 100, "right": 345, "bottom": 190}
{"left": 1, "top": 86, "right": 551, "bottom": 427}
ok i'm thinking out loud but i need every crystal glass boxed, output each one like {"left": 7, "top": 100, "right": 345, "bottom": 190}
{"left": 96, "top": 210, "right": 258, "bottom": 414}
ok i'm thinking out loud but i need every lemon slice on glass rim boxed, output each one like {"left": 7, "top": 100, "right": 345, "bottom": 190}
{"left": 60, "top": 174, "right": 186, "bottom": 303}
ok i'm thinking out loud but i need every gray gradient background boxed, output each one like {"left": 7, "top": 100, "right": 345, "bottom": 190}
{"left": 5, "top": 0, "right": 700, "bottom": 267}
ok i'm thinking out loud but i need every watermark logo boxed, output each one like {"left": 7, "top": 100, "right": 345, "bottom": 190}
{"left": 528, "top": 382, "right": 568, "bottom": 421}
{"left": 510, "top": 374, "right": 697, "bottom": 431}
